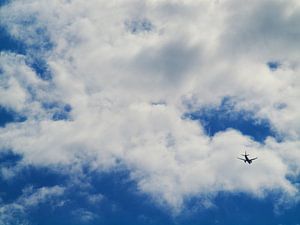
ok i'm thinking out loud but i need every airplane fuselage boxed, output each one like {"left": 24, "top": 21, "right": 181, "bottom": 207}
{"left": 237, "top": 152, "right": 257, "bottom": 164}
{"left": 245, "top": 155, "right": 252, "bottom": 163}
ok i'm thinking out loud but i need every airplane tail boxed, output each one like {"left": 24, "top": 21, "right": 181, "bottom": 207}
{"left": 242, "top": 151, "right": 249, "bottom": 156}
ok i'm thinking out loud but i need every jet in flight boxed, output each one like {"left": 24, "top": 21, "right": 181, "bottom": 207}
{"left": 237, "top": 151, "right": 257, "bottom": 164}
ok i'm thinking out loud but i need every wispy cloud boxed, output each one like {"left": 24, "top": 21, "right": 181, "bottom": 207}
{"left": 0, "top": 185, "right": 65, "bottom": 224}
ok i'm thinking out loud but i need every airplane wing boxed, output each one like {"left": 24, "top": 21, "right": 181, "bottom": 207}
{"left": 237, "top": 157, "right": 245, "bottom": 161}
{"left": 250, "top": 157, "right": 257, "bottom": 161}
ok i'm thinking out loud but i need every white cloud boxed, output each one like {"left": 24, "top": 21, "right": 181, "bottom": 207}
{"left": 21, "top": 185, "right": 65, "bottom": 207}
{"left": 86, "top": 194, "right": 104, "bottom": 205}
{"left": 0, "top": 185, "right": 65, "bottom": 224}
{"left": 0, "top": 0, "right": 300, "bottom": 211}
{"left": 71, "top": 208, "right": 98, "bottom": 223}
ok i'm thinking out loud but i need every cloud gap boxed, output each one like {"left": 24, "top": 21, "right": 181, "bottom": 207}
{"left": 42, "top": 102, "right": 72, "bottom": 121}
{"left": 0, "top": 0, "right": 9, "bottom": 7}
{"left": 0, "top": 26, "right": 26, "bottom": 54}
{"left": 0, "top": 106, "right": 27, "bottom": 127}
{"left": 267, "top": 61, "right": 281, "bottom": 71}
{"left": 0, "top": 150, "right": 22, "bottom": 168}
{"left": 185, "top": 97, "right": 278, "bottom": 143}
{"left": 25, "top": 57, "right": 52, "bottom": 80}
{"left": 52, "top": 104, "right": 72, "bottom": 121}
{"left": 0, "top": 16, "right": 53, "bottom": 80}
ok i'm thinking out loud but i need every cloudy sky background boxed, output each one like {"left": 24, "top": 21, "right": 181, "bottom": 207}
{"left": 0, "top": 0, "right": 300, "bottom": 224}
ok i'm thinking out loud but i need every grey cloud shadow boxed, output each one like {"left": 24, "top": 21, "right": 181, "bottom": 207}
{"left": 133, "top": 40, "right": 201, "bottom": 86}
{"left": 220, "top": 1, "right": 300, "bottom": 57}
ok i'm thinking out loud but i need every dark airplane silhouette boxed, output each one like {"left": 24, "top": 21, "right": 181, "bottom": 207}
{"left": 237, "top": 151, "right": 257, "bottom": 164}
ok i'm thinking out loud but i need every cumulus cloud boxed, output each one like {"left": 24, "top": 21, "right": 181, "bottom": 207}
{"left": 0, "top": 0, "right": 300, "bottom": 211}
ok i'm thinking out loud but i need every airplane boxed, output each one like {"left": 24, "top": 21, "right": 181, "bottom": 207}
{"left": 237, "top": 151, "right": 257, "bottom": 164}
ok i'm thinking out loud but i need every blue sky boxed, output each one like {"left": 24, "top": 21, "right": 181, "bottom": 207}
{"left": 1, "top": 0, "right": 300, "bottom": 224}
{"left": 0, "top": 150, "right": 299, "bottom": 225}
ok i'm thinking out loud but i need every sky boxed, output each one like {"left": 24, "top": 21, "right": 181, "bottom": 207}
{"left": 0, "top": 0, "right": 300, "bottom": 224}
